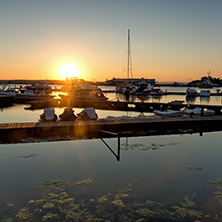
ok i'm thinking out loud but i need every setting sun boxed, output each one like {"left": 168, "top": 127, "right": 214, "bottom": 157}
{"left": 59, "top": 64, "right": 79, "bottom": 79}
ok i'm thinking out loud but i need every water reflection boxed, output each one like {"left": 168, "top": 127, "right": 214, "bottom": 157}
{"left": 200, "top": 96, "right": 210, "bottom": 104}
{"left": 185, "top": 96, "right": 197, "bottom": 104}
{"left": 1, "top": 132, "right": 222, "bottom": 221}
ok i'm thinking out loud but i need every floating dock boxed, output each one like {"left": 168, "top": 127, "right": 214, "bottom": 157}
{"left": 26, "top": 99, "right": 222, "bottom": 115}
{"left": 1, "top": 116, "right": 222, "bottom": 144}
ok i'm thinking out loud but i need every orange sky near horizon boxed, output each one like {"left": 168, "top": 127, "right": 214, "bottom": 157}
{"left": 1, "top": 1, "right": 222, "bottom": 83}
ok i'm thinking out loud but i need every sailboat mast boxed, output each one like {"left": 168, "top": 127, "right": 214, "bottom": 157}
{"left": 127, "top": 29, "right": 130, "bottom": 81}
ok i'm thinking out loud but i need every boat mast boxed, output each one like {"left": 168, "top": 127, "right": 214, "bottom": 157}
{"left": 127, "top": 29, "right": 133, "bottom": 83}
{"left": 207, "top": 69, "right": 211, "bottom": 80}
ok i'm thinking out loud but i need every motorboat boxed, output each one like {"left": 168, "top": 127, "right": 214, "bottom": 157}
{"left": 61, "top": 78, "right": 97, "bottom": 92}
{"left": 59, "top": 88, "right": 108, "bottom": 101}
{"left": 199, "top": 90, "right": 210, "bottom": 97}
{"left": 154, "top": 110, "right": 184, "bottom": 117}
{"left": 183, "top": 107, "right": 215, "bottom": 116}
{"left": 15, "top": 88, "right": 54, "bottom": 102}
{"left": 129, "top": 79, "right": 148, "bottom": 95}
{"left": 0, "top": 84, "right": 17, "bottom": 96}
{"left": 143, "top": 84, "right": 153, "bottom": 94}
{"left": 25, "top": 81, "right": 52, "bottom": 93}
{"left": 150, "top": 87, "right": 163, "bottom": 95}
{"left": 186, "top": 88, "right": 198, "bottom": 97}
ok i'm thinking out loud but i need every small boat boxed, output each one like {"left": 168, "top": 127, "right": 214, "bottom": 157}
{"left": 186, "top": 88, "right": 198, "bottom": 97}
{"left": 150, "top": 87, "right": 163, "bottom": 95}
{"left": 183, "top": 107, "right": 215, "bottom": 116}
{"left": 199, "top": 90, "right": 210, "bottom": 97}
{"left": 59, "top": 107, "right": 77, "bottom": 121}
{"left": 77, "top": 107, "right": 98, "bottom": 121}
{"left": 39, "top": 108, "right": 58, "bottom": 122}
{"left": 154, "top": 110, "right": 183, "bottom": 117}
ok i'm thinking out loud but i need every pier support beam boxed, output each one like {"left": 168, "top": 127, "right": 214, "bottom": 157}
{"left": 100, "top": 130, "right": 120, "bottom": 161}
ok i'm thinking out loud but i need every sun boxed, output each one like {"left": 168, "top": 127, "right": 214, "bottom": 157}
{"left": 59, "top": 64, "right": 79, "bottom": 79}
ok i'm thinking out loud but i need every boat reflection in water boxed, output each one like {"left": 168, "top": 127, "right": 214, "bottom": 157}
{"left": 186, "top": 96, "right": 197, "bottom": 103}
{"left": 200, "top": 96, "right": 210, "bottom": 104}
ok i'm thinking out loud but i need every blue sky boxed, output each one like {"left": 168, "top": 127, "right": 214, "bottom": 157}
{"left": 0, "top": 0, "right": 222, "bottom": 81}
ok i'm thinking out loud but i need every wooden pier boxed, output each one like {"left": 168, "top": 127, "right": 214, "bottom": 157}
{"left": 1, "top": 116, "right": 222, "bottom": 144}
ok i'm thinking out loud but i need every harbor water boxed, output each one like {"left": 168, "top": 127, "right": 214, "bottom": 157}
{"left": 1, "top": 86, "right": 222, "bottom": 221}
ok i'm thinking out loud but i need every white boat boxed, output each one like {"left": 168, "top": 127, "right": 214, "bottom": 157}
{"left": 15, "top": 88, "right": 54, "bottom": 102}
{"left": 129, "top": 79, "right": 148, "bottom": 95}
{"left": 199, "top": 90, "right": 210, "bottom": 97}
{"left": 186, "top": 88, "right": 198, "bottom": 97}
{"left": 142, "top": 84, "right": 153, "bottom": 94}
{"left": 0, "top": 84, "right": 17, "bottom": 96}
{"left": 183, "top": 107, "right": 215, "bottom": 116}
{"left": 154, "top": 110, "right": 183, "bottom": 117}
{"left": 25, "top": 81, "right": 52, "bottom": 93}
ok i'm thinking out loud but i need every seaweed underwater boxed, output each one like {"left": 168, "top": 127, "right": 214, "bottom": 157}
{"left": 1, "top": 178, "right": 222, "bottom": 222}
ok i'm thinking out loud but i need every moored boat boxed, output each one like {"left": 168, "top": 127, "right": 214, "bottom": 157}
{"left": 150, "top": 87, "right": 163, "bottom": 95}
{"left": 199, "top": 90, "right": 210, "bottom": 97}
{"left": 186, "top": 88, "right": 198, "bottom": 97}
{"left": 183, "top": 107, "right": 215, "bottom": 116}
{"left": 25, "top": 81, "right": 52, "bottom": 93}
{"left": 154, "top": 110, "right": 183, "bottom": 117}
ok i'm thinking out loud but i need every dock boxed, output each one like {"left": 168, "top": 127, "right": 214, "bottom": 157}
{"left": 26, "top": 99, "right": 222, "bottom": 115}
{"left": 1, "top": 116, "right": 222, "bottom": 144}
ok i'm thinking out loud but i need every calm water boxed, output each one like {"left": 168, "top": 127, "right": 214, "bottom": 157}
{"left": 1, "top": 86, "right": 222, "bottom": 221}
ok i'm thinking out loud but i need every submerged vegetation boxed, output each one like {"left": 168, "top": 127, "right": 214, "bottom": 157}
{"left": 1, "top": 178, "right": 222, "bottom": 221}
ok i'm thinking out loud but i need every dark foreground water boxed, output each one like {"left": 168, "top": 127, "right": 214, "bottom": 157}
{"left": 1, "top": 132, "right": 222, "bottom": 221}
{"left": 0, "top": 86, "right": 222, "bottom": 221}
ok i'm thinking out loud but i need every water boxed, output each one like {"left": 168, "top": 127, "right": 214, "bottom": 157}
{"left": 0, "top": 86, "right": 222, "bottom": 221}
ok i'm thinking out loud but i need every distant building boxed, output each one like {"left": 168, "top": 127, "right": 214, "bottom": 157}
{"left": 105, "top": 78, "right": 155, "bottom": 86}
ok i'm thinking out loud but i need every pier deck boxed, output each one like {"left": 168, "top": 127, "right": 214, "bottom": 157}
{"left": 1, "top": 115, "right": 222, "bottom": 144}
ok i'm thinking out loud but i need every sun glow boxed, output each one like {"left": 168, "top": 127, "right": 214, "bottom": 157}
{"left": 59, "top": 64, "right": 79, "bottom": 79}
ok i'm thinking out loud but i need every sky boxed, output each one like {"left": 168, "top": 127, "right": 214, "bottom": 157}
{"left": 0, "top": 0, "right": 222, "bottom": 82}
